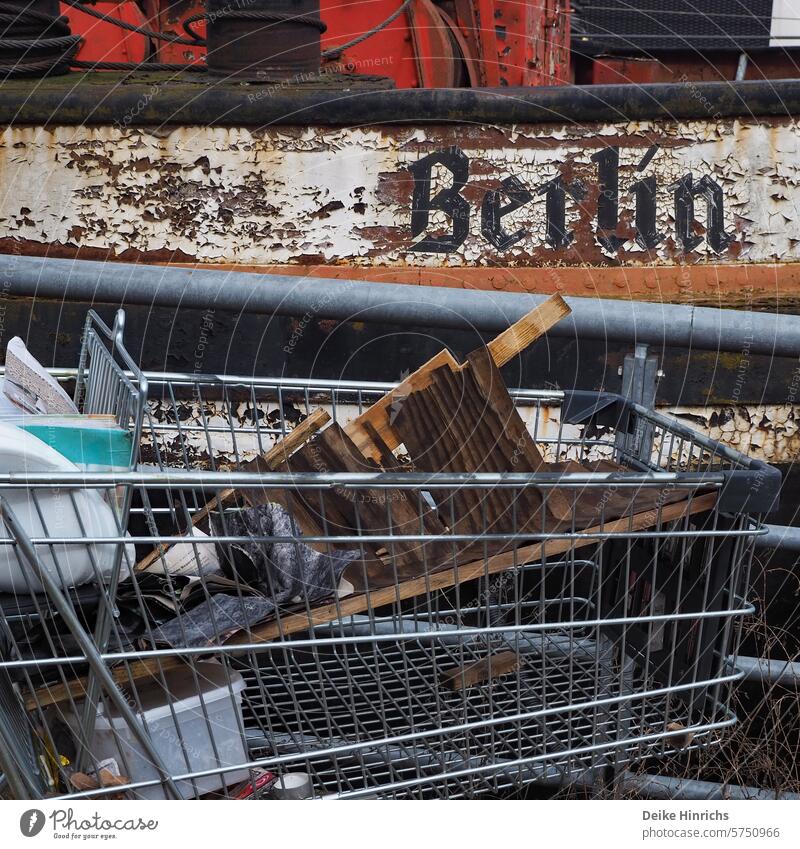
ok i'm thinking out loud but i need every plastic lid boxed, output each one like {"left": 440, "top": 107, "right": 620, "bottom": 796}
{"left": 94, "top": 662, "right": 245, "bottom": 729}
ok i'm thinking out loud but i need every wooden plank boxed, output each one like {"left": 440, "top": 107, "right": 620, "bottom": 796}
{"left": 134, "top": 408, "right": 330, "bottom": 573}
{"left": 228, "top": 491, "right": 718, "bottom": 645}
{"left": 284, "top": 437, "right": 362, "bottom": 536}
{"left": 549, "top": 459, "right": 692, "bottom": 526}
{"left": 486, "top": 294, "right": 570, "bottom": 368}
{"left": 25, "top": 657, "right": 185, "bottom": 712}
{"left": 29, "top": 491, "right": 717, "bottom": 709}
{"left": 442, "top": 650, "right": 520, "bottom": 690}
{"left": 432, "top": 366, "right": 504, "bottom": 532}
{"left": 361, "top": 420, "right": 406, "bottom": 471}
{"left": 426, "top": 364, "right": 530, "bottom": 533}
{"left": 449, "top": 362, "right": 545, "bottom": 530}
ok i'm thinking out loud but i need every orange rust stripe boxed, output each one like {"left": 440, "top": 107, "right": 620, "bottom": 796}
{"left": 166, "top": 262, "right": 800, "bottom": 307}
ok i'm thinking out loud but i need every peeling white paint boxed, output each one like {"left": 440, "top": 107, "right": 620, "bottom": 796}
{"left": 142, "top": 399, "right": 800, "bottom": 469}
{"left": 1, "top": 119, "right": 799, "bottom": 265}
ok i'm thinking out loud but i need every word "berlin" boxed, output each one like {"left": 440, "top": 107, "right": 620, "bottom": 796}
{"left": 407, "top": 145, "right": 732, "bottom": 256}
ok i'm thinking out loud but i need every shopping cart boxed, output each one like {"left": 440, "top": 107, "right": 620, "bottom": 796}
{"left": 0, "top": 311, "right": 780, "bottom": 800}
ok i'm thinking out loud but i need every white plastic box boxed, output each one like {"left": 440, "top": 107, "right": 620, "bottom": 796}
{"left": 67, "top": 661, "right": 249, "bottom": 799}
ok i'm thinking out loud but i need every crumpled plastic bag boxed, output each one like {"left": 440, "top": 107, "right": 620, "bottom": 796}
{"left": 150, "top": 503, "right": 358, "bottom": 647}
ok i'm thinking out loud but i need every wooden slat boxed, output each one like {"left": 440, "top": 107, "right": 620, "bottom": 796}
{"left": 227, "top": 491, "right": 718, "bottom": 644}
{"left": 28, "top": 491, "right": 717, "bottom": 709}
{"left": 394, "top": 364, "right": 530, "bottom": 535}
{"left": 442, "top": 650, "right": 520, "bottom": 690}
{"left": 25, "top": 657, "right": 184, "bottom": 712}
{"left": 486, "top": 293, "right": 570, "bottom": 368}
{"left": 392, "top": 378, "right": 482, "bottom": 535}
{"left": 345, "top": 349, "right": 460, "bottom": 461}
{"left": 134, "top": 408, "right": 330, "bottom": 573}
{"left": 394, "top": 358, "right": 574, "bottom": 534}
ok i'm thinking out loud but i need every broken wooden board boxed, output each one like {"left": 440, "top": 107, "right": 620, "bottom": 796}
{"left": 282, "top": 422, "right": 450, "bottom": 584}
{"left": 227, "top": 490, "right": 718, "bottom": 645}
{"left": 390, "top": 345, "right": 578, "bottom": 531}
{"left": 393, "top": 362, "right": 547, "bottom": 536}
{"left": 345, "top": 294, "right": 570, "bottom": 463}
{"left": 134, "top": 408, "right": 331, "bottom": 574}
{"left": 30, "top": 491, "right": 717, "bottom": 709}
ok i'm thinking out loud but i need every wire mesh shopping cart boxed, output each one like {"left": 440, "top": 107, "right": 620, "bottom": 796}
{"left": 0, "top": 310, "right": 781, "bottom": 800}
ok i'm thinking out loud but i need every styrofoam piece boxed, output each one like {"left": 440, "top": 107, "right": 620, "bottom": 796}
{"left": 0, "top": 420, "right": 131, "bottom": 592}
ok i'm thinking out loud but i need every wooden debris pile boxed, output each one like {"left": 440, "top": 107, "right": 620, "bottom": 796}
{"left": 32, "top": 294, "right": 718, "bottom": 708}
{"left": 258, "top": 294, "right": 688, "bottom": 590}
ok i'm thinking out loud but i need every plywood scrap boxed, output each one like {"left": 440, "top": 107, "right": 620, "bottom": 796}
{"left": 548, "top": 459, "right": 691, "bottom": 527}
{"left": 346, "top": 349, "right": 460, "bottom": 461}
{"left": 442, "top": 650, "right": 520, "bottom": 691}
{"left": 391, "top": 350, "right": 577, "bottom": 536}
{"left": 346, "top": 294, "right": 570, "bottom": 462}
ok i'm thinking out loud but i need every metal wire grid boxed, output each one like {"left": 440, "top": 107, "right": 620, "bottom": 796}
{"left": 242, "top": 639, "right": 721, "bottom": 800}
{"left": 0, "top": 471, "right": 756, "bottom": 800}
{"left": 230, "top": 533, "right": 749, "bottom": 799}
{"left": 73, "top": 310, "right": 148, "bottom": 468}
{"left": 135, "top": 371, "right": 756, "bottom": 480}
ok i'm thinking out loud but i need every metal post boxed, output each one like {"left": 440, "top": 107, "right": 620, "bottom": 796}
{"left": 754, "top": 523, "right": 800, "bottom": 552}
{"left": 734, "top": 655, "right": 800, "bottom": 688}
{"left": 620, "top": 771, "right": 800, "bottom": 800}
{"left": 617, "top": 343, "right": 660, "bottom": 460}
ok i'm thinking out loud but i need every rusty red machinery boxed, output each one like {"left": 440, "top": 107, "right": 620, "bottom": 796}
{"left": 2, "top": 1, "right": 800, "bottom": 311}
{"left": 54, "top": 1, "right": 800, "bottom": 87}
{"left": 56, "top": 0, "right": 571, "bottom": 87}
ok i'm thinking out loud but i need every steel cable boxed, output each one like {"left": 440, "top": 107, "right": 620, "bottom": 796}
{"left": 0, "top": 2, "right": 80, "bottom": 76}
{"left": 0, "top": 1, "right": 412, "bottom": 76}
{"left": 62, "top": 0, "right": 202, "bottom": 45}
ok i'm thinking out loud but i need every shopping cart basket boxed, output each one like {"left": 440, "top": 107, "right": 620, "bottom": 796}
{"left": 0, "top": 310, "right": 148, "bottom": 796}
{"left": 0, "top": 315, "right": 780, "bottom": 800}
